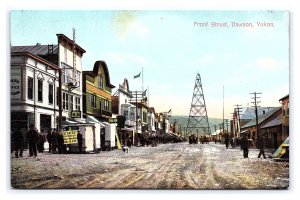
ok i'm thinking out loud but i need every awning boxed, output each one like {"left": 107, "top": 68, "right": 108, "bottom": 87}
{"left": 86, "top": 115, "right": 106, "bottom": 127}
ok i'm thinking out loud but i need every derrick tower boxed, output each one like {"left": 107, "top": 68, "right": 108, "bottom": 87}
{"left": 186, "top": 73, "right": 211, "bottom": 136}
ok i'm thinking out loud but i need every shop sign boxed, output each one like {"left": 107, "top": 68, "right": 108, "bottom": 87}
{"left": 108, "top": 118, "right": 118, "bottom": 123}
{"left": 63, "top": 130, "right": 78, "bottom": 144}
{"left": 11, "top": 78, "right": 21, "bottom": 96}
{"left": 69, "top": 111, "right": 81, "bottom": 118}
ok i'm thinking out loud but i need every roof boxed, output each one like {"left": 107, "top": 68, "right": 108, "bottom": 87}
{"left": 279, "top": 94, "right": 289, "bottom": 101}
{"left": 241, "top": 107, "right": 281, "bottom": 129}
{"left": 83, "top": 61, "right": 115, "bottom": 88}
{"left": 261, "top": 114, "right": 282, "bottom": 129}
{"left": 11, "top": 52, "right": 59, "bottom": 70}
{"left": 11, "top": 44, "right": 59, "bottom": 55}
{"left": 56, "top": 34, "right": 86, "bottom": 54}
{"left": 240, "top": 107, "right": 277, "bottom": 120}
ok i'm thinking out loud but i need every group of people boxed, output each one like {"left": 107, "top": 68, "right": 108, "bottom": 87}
{"left": 12, "top": 124, "right": 68, "bottom": 158}
{"left": 240, "top": 133, "right": 266, "bottom": 159}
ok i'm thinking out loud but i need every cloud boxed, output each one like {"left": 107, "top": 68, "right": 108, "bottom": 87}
{"left": 255, "top": 58, "right": 281, "bottom": 70}
{"left": 112, "top": 11, "right": 149, "bottom": 40}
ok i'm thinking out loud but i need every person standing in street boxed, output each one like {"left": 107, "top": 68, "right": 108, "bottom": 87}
{"left": 240, "top": 134, "right": 249, "bottom": 158}
{"left": 77, "top": 130, "right": 83, "bottom": 154}
{"left": 13, "top": 129, "right": 24, "bottom": 158}
{"left": 47, "top": 129, "right": 53, "bottom": 153}
{"left": 38, "top": 129, "right": 46, "bottom": 153}
{"left": 258, "top": 135, "right": 266, "bottom": 159}
{"left": 225, "top": 133, "right": 229, "bottom": 149}
{"left": 27, "top": 124, "right": 39, "bottom": 158}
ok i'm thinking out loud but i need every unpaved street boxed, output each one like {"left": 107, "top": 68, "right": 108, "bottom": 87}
{"left": 11, "top": 142, "right": 289, "bottom": 189}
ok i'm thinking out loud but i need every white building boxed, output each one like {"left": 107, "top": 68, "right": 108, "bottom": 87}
{"left": 11, "top": 33, "right": 86, "bottom": 131}
{"left": 11, "top": 51, "right": 60, "bottom": 133}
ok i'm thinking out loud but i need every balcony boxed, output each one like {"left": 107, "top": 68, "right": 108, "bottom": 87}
{"left": 93, "top": 109, "right": 112, "bottom": 118}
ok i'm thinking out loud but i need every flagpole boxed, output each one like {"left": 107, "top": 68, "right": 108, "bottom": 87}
{"left": 142, "top": 67, "right": 144, "bottom": 92}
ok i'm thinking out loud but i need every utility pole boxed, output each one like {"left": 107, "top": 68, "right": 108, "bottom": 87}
{"left": 234, "top": 104, "right": 242, "bottom": 137}
{"left": 250, "top": 92, "right": 262, "bottom": 145}
{"left": 225, "top": 119, "right": 229, "bottom": 134}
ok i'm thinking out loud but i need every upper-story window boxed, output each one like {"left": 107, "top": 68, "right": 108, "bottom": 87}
{"left": 38, "top": 79, "right": 43, "bottom": 102}
{"left": 48, "top": 83, "right": 53, "bottom": 104}
{"left": 90, "top": 94, "right": 96, "bottom": 108}
{"left": 63, "top": 92, "right": 69, "bottom": 110}
{"left": 75, "top": 97, "right": 81, "bottom": 111}
{"left": 98, "top": 75, "right": 103, "bottom": 89}
{"left": 27, "top": 77, "right": 33, "bottom": 100}
{"left": 104, "top": 99, "right": 109, "bottom": 111}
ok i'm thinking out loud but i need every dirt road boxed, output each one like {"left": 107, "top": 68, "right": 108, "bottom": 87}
{"left": 10, "top": 142, "right": 289, "bottom": 189}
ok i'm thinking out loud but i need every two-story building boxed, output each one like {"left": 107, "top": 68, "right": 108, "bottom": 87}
{"left": 279, "top": 94, "right": 289, "bottom": 142}
{"left": 111, "top": 79, "right": 136, "bottom": 146}
{"left": 11, "top": 33, "right": 86, "bottom": 128}
{"left": 11, "top": 51, "right": 60, "bottom": 134}
{"left": 82, "top": 60, "right": 116, "bottom": 150}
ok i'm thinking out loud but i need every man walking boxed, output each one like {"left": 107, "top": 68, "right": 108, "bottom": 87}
{"left": 240, "top": 134, "right": 249, "bottom": 158}
{"left": 258, "top": 135, "right": 266, "bottom": 159}
{"left": 27, "top": 124, "right": 39, "bottom": 158}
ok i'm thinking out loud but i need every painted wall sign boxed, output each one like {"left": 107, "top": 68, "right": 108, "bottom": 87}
{"left": 11, "top": 78, "right": 21, "bottom": 96}
{"left": 63, "top": 130, "right": 78, "bottom": 144}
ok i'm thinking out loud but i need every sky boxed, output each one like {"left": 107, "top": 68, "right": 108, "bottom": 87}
{"left": 10, "top": 10, "right": 289, "bottom": 118}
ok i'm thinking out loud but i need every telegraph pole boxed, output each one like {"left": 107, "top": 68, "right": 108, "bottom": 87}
{"left": 234, "top": 104, "right": 242, "bottom": 137}
{"left": 250, "top": 92, "right": 262, "bottom": 144}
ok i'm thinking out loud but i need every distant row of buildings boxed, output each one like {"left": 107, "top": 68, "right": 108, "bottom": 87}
{"left": 229, "top": 95, "right": 289, "bottom": 149}
{"left": 10, "top": 32, "right": 178, "bottom": 151}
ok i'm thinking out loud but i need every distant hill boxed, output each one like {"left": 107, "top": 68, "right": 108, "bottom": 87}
{"left": 170, "top": 115, "right": 224, "bottom": 135}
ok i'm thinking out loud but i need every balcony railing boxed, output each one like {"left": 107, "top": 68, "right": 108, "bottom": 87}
{"left": 93, "top": 108, "right": 112, "bottom": 117}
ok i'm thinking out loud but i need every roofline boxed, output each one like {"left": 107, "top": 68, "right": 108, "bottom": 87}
{"left": 11, "top": 52, "right": 60, "bottom": 71}
{"left": 93, "top": 61, "right": 115, "bottom": 88}
{"left": 279, "top": 94, "right": 289, "bottom": 101}
{"left": 56, "top": 34, "right": 86, "bottom": 54}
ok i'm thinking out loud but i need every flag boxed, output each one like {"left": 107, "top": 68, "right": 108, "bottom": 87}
{"left": 133, "top": 72, "right": 141, "bottom": 79}
{"left": 142, "top": 89, "right": 147, "bottom": 96}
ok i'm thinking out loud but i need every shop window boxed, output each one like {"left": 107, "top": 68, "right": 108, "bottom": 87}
{"left": 38, "top": 79, "right": 43, "bottom": 102}
{"left": 27, "top": 77, "right": 33, "bottom": 100}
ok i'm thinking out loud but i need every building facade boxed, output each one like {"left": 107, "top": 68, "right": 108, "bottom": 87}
{"left": 279, "top": 94, "right": 289, "bottom": 142}
{"left": 82, "top": 60, "right": 115, "bottom": 121}
{"left": 11, "top": 52, "right": 60, "bottom": 133}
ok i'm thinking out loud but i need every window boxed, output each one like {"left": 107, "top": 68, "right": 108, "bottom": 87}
{"left": 63, "top": 92, "right": 69, "bottom": 110}
{"left": 56, "top": 87, "right": 60, "bottom": 106}
{"left": 48, "top": 84, "right": 53, "bottom": 104}
{"left": 104, "top": 100, "right": 109, "bottom": 111}
{"left": 69, "top": 95, "right": 73, "bottom": 111}
{"left": 98, "top": 75, "right": 103, "bottom": 89}
{"left": 76, "top": 71, "right": 81, "bottom": 88}
{"left": 38, "top": 79, "right": 43, "bottom": 102}
{"left": 75, "top": 97, "right": 81, "bottom": 111}
{"left": 27, "top": 77, "right": 33, "bottom": 100}
{"left": 90, "top": 94, "right": 96, "bottom": 108}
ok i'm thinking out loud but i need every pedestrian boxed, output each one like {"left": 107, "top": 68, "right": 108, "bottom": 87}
{"left": 12, "top": 129, "right": 24, "bottom": 158}
{"left": 240, "top": 134, "right": 249, "bottom": 159}
{"left": 77, "top": 130, "right": 83, "bottom": 154}
{"left": 57, "top": 131, "right": 65, "bottom": 154}
{"left": 38, "top": 129, "right": 46, "bottom": 153}
{"left": 225, "top": 134, "right": 229, "bottom": 149}
{"left": 47, "top": 129, "right": 53, "bottom": 153}
{"left": 258, "top": 135, "right": 266, "bottom": 159}
{"left": 27, "top": 124, "right": 39, "bottom": 158}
